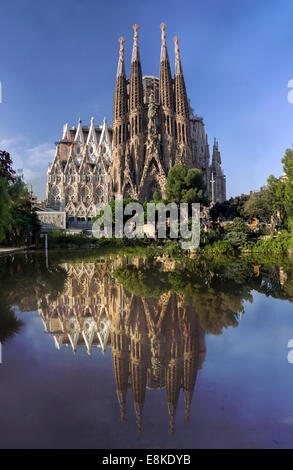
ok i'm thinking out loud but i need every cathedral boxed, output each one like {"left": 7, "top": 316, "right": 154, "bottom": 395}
{"left": 46, "top": 24, "right": 226, "bottom": 227}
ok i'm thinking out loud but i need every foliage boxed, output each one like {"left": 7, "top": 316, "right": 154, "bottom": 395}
{"left": 204, "top": 240, "right": 236, "bottom": 255}
{"left": 48, "top": 230, "right": 95, "bottom": 247}
{"left": 243, "top": 187, "right": 273, "bottom": 220}
{"left": 0, "top": 150, "right": 40, "bottom": 246}
{"left": 224, "top": 217, "right": 250, "bottom": 234}
{"left": 92, "top": 197, "right": 143, "bottom": 226}
{"left": 224, "top": 231, "right": 248, "bottom": 248}
{"left": 0, "top": 150, "right": 16, "bottom": 182}
{"left": 0, "top": 306, "right": 23, "bottom": 343}
{"left": 4, "top": 177, "right": 40, "bottom": 246}
{"left": 0, "top": 177, "right": 11, "bottom": 243}
{"left": 252, "top": 231, "right": 293, "bottom": 254}
{"left": 0, "top": 253, "right": 67, "bottom": 342}
{"left": 114, "top": 264, "right": 170, "bottom": 298}
{"left": 165, "top": 163, "right": 208, "bottom": 205}
{"left": 282, "top": 147, "right": 293, "bottom": 231}
{"left": 210, "top": 194, "right": 249, "bottom": 221}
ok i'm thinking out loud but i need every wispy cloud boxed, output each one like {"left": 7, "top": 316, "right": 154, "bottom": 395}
{"left": 0, "top": 137, "right": 54, "bottom": 200}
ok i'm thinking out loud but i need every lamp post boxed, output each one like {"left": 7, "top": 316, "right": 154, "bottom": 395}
{"left": 210, "top": 172, "right": 215, "bottom": 203}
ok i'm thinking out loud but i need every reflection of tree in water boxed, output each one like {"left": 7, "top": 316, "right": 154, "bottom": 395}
{"left": 0, "top": 254, "right": 67, "bottom": 342}
{"left": 0, "top": 306, "right": 23, "bottom": 343}
{"left": 114, "top": 255, "right": 293, "bottom": 335}
{"left": 2, "top": 251, "right": 293, "bottom": 433}
{"left": 114, "top": 261, "right": 252, "bottom": 335}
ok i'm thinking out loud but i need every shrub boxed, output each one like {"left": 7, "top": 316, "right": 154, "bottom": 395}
{"left": 253, "top": 231, "right": 293, "bottom": 253}
{"left": 224, "top": 231, "right": 248, "bottom": 248}
{"left": 224, "top": 217, "right": 249, "bottom": 234}
{"left": 205, "top": 240, "right": 236, "bottom": 255}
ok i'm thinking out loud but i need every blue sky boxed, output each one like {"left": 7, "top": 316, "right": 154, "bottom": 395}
{"left": 0, "top": 0, "right": 293, "bottom": 199}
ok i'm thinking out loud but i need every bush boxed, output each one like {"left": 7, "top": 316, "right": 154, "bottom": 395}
{"left": 205, "top": 240, "right": 236, "bottom": 255}
{"left": 253, "top": 231, "right": 293, "bottom": 253}
{"left": 48, "top": 230, "right": 94, "bottom": 247}
{"left": 224, "top": 217, "right": 249, "bottom": 234}
{"left": 224, "top": 231, "right": 248, "bottom": 248}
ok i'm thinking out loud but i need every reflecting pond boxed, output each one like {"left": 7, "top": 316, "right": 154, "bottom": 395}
{"left": 1, "top": 250, "right": 293, "bottom": 449}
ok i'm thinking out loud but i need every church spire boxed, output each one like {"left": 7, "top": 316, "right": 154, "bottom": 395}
{"left": 116, "top": 36, "right": 126, "bottom": 77}
{"left": 131, "top": 24, "right": 140, "bottom": 63}
{"left": 174, "top": 36, "right": 189, "bottom": 118}
{"left": 159, "top": 23, "right": 175, "bottom": 170}
{"left": 174, "top": 36, "right": 183, "bottom": 76}
{"left": 128, "top": 23, "right": 144, "bottom": 189}
{"left": 129, "top": 24, "right": 143, "bottom": 112}
{"left": 113, "top": 37, "right": 128, "bottom": 123}
{"left": 159, "top": 23, "right": 174, "bottom": 112}
{"left": 173, "top": 36, "right": 192, "bottom": 165}
{"left": 160, "top": 22, "right": 168, "bottom": 62}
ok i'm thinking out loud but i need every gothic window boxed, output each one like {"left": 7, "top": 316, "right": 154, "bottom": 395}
{"left": 81, "top": 186, "right": 90, "bottom": 201}
{"left": 65, "top": 186, "right": 74, "bottom": 204}
{"left": 96, "top": 187, "right": 103, "bottom": 202}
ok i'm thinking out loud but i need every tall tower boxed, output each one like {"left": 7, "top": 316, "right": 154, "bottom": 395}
{"left": 111, "top": 328, "right": 130, "bottom": 424}
{"left": 173, "top": 36, "right": 192, "bottom": 167}
{"left": 159, "top": 23, "right": 176, "bottom": 172}
{"left": 211, "top": 138, "right": 226, "bottom": 203}
{"left": 128, "top": 24, "right": 144, "bottom": 191}
{"left": 111, "top": 37, "right": 128, "bottom": 197}
{"left": 107, "top": 24, "right": 227, "bottom": 204}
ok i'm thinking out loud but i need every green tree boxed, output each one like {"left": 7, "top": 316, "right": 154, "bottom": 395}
{"left": 165, "top": 163, "right": 208, "bottom": 204}
{"left": 243, "top": 188, "right": 273, "bottom": 221}
{"left": 0, "top": 150, "right": 16, "bottom": 182}
{"left": 5, "top": 177, "right": 40, "bottom": 246}
{"left": 281, "top": 147, "right": 293, "bottom": 231}
{"left": 211, "top": 194, "right": 249, "bottom": 221}
{"left": 0, "top": 177, "right": 12, "bottom": 243}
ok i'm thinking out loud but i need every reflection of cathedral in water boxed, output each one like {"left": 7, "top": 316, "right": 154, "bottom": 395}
{"left": 38, "top": 259, "right": 206, "bottom": 433}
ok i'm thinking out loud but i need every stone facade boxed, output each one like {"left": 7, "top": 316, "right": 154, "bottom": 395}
{"left": 36, "top": 211, "right": 66, "bottom": 231}
{"left": 46, "top": 117, "right": 112, "bottom": 227}
{"left": 110, "top": 24, "right": 226, "bottom": 203}
{"left": 46, "top": 24, "right": 226, "bottom": 225}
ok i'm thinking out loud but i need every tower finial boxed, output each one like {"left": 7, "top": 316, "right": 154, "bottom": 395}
{"left": 118, "top": 37, "right": 125, "bottom": 59}
{"left": 174, "top": 36, "right": 182, "bottom": 75}
{"left": 174, "top": 36, "right": 180, "bottom": 57}
{"left": 131, "top": 24, "right": 140, "bottom": 62}
{"left": 160, "top": 23, "right": 166, "bottom": 42}
{"left": 116, "top": 37, "right": 126, "bottom": 77}
{"left": 133, "top": 24, "right": 139, "bottom": 40}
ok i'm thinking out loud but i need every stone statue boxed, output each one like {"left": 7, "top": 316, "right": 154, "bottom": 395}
{"left": 147, "top": 92, "right": 157, "bottom": 121}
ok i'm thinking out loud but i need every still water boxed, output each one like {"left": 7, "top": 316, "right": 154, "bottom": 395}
{"left": 0, "top": 250, "right": 293, "bottom": 449}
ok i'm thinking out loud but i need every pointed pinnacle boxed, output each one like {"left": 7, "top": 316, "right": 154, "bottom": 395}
{"left": 174, "top": 36, "right": 180, "bottom": 57}
{"left": 133, "top": 24, "right": 139, "bottom": 39}
{"left": 118, "top": 37, "right": 125, "bottom": 57}
{"left": 160, "top": 23, "right": 166, "bottom": 41}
